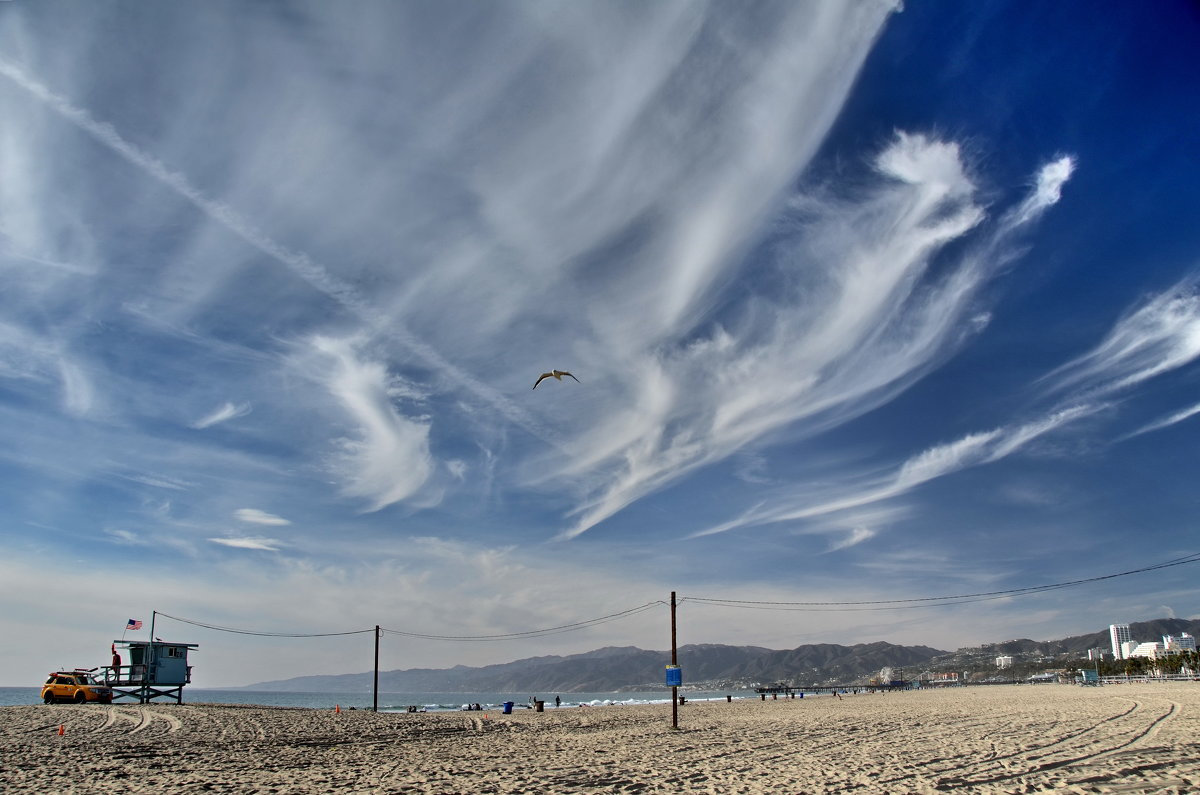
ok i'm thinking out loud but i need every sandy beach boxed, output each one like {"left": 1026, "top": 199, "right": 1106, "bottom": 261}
{"left": 3, "top": 683, "right": 1197, "bottom": 793}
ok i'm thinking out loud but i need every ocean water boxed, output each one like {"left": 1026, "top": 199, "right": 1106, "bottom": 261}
{"left": 0, "top": 686, "right": 756, "bottom": 711}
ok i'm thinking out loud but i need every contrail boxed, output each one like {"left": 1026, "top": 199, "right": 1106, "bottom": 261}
{"left": 0, "top": 58, "right": 556, "bottom": 445}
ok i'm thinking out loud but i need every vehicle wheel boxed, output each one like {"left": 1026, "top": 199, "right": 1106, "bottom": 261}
{"left": 74, "top": 691, "right": 87, "bottom": 704}
{"left": 43, "top": 692, "right": 55, "bottom": 705}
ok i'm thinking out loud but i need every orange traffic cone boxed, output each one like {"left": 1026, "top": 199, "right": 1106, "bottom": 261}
{"left": 335, "top": 704, "right": 340, "bottom": 714}
{"left": 58, "top": 724, "right": 64, "bottom": 736}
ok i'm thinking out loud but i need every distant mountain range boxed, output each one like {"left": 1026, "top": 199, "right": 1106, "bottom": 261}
{"left": 241, "top": 641, "right": 943, "bottom": 693}
{"left": 240, "top": 617, "right": 1199, "bottom": 694}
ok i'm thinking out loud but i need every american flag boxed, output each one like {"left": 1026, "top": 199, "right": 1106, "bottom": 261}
{"left": 126, "top": 619, "right": 143, "bottom": 630}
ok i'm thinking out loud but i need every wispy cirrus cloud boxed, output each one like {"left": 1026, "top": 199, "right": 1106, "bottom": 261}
{"left": 234, "top": 508, "right": 290, "bottom": 526}
{"left": 562, "top": 137, "right": 1075, "bottom": 539}
{"left": 688, "top": 269, "right": 1200, "bottom": 543}
{"left": 692, "top": 403, "right": 1098, "bottom": 539}
{"left": 191, "top": 401, "right": 251, "bottom": 429}
{"left": 828, "top": 526, "right": 877, "bottom": 552}
{"left": 1043, "top": 281, "right": 1200, "bottom": 398}
{"left": 1123, "top": 401, "right": 1200, "bottom": 439}
{"left": 208, "top": 536, "right": 283, "bottom": 552}
{"left": 308, "top": 337, "right": 437, "bottom": 512}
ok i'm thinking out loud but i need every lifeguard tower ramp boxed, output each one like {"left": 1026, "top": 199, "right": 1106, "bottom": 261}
{"left": 105, "top": 640, "right": 198, "bottom": 704}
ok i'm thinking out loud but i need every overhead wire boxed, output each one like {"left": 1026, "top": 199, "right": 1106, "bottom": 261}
{"left": 153, "top": 602, "right": 667, "bottom": 641}
{"left": 155, "top": 612, "right": 376, "bottom": 637}
{"left": 153, "top": 553, "right": 1200, "bottom": 634}
{"left": 381, "top": 601, "right": 666, "bottom": 641}
{"left": 681, "top": 552, "right": 1200, "bottom": 612}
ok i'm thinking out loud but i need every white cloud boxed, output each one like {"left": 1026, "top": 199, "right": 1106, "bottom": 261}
{"left": 104, "top": 528, "right": 141, "bottom": 545}
{"left": 693, "top": 402, "right": 1099, "bottom": 539}
{"left": 1044, "top": 282, "right": 1200, "bottom": 397}
{"left": 1006, "top": 155, "right": 1075, "bottom": 228}
{"left": 234, "top": 508, "right": 291, "bottom": 526}
{"left": 309, "top": 337, "right": 436, "bottom": 511}
{"left": 828, "top": 526, "right": 877, "bottom": 552}
{"left": 895, "top": 431, "right": 1000, "bottom": 489}
{"left": 208, "top": 536, "right": 283, "bottom": 552}
{"left": 1124, "top": 401, "right": 1200, "bottom": 439}
{"left": 564, "top": 134, "right": 1072, "bottom": 538}
{"left": 192, "top": 401, "right": 252, "bottom": 429}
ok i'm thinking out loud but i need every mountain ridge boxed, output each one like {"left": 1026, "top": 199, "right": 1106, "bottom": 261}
{"left": 239, "top": 617, "right": 1199, "bottom": 693}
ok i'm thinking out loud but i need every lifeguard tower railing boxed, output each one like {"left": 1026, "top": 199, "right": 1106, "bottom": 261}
{"left": 104, "top": 640, "right": 198, "bottom": 704}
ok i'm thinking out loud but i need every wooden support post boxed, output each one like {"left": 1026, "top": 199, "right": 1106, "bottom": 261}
{"left": 146, "top": 611, "right": 157, "bottom": 704}
{"left": 373, "top": 625, "right": 380, "bottom": 713}
{"left": 671, "top": 591, "right": 678, "bottom": 730}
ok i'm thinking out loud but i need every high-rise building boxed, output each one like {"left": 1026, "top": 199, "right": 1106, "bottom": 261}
{"left": 1164, "top": 633, "right": 1197, "bottom": 652}
{"left": 1110, "top": 624, "right": 1132, "bottom": 659}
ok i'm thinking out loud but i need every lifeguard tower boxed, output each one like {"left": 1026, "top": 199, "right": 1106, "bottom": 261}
{"left": 104, "top": 640, "right": 198, "bottom": 704}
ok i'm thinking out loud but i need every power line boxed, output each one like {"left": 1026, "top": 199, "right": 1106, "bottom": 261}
{"left": 155, "top": 612, "right": 376, "bottom": 638}
{"left": 154, "top": 601, "right": 666, "bottom": 641}
{"left": 381, "top": 601, "right": 666, "bottom": 641}
{"left": 681, "top": 552, "right": 1200, "bottom": 612}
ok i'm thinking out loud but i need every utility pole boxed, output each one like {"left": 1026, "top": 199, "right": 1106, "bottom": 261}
{"left": 671, "top": 591, "right": 678, "bottom": 730}
{"left": 147, "top": 610, "right": 156, "bottom": 705}
{"left": 373, "top": 625, "right": 380, "bottom": 713}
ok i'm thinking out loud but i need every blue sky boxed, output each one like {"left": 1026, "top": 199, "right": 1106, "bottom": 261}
{"left": 2, "top": 1, "right": 1198, "bottom": 687}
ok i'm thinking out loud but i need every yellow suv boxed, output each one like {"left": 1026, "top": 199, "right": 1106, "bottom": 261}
{"left": 41, "top": 671, "right": 113, "bottom": 704}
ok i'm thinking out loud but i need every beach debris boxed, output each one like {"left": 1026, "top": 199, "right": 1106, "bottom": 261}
{"left": 533, "top": 370, "right": 580, "bottom": 389}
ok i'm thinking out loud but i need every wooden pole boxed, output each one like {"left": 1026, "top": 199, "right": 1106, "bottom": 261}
{"left": 146, "top": 610, "right": 156, "bottom": 704}
{"left": 671, "top": 591, "right": 678, "bottom": 730}
{"left": 373, "top": 625, "right": 380, "bottom": 713}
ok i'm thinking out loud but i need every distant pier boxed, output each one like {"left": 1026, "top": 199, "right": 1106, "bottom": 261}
{"left": 755, "top": 681, "right": 911, "bottom": 698}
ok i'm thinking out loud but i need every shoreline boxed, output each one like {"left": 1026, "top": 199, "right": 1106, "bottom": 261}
{"left": 4, "top": 682, "right": 1198, "bottom": 793}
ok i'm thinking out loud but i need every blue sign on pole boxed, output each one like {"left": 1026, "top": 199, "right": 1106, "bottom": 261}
{"left": 665, "top": 665, "right": 682, "bottom": 687}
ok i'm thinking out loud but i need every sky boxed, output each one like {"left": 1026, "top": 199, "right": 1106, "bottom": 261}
{"left": 1, "top": 1, "right": 1198, "bottom": 688}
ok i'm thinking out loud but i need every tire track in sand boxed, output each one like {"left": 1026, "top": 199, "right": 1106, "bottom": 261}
{"left": 934, "top": 698, "right": 1178, "bottom": 789}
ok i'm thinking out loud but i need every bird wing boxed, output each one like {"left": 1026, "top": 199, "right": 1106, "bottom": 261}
{"left": 559, "top": 370, "right": 580, "bottom": 383}
{"left": 533, "top": 372, "right": 553, "bottom": 389}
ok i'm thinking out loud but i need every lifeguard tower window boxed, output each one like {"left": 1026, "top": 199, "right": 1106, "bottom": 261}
{"left": 165, "top": 647, "right": 183, "bottom": 658}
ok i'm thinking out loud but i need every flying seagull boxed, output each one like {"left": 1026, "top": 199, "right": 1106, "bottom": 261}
{"left": 533, "top": 370, "right": 581, "bottom": 389}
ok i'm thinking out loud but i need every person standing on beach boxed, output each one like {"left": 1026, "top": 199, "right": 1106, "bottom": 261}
{"left": 555, "top": 696, "right": 561, "bottom": 708}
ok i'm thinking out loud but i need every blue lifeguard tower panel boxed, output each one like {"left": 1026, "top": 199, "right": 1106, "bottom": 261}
{"left": 106, "top": 640, "right": 198, "bottom": 704}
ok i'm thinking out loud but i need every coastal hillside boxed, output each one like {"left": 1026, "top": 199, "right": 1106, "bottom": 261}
{"left": 242, "top": 641, "right": 945, "bottom": 693}
{"left": 242, "top": 618, "right": 1200, "bottom": 693}
{"left": 977, "top": 618, "right": 1200, "bottom": 658}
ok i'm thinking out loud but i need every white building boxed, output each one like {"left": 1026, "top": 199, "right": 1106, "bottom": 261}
{"left": 1127, "top": 642, "right": 1164, "bottom": 659}
{"left": 1087, "top": 648, "right": 1107, "bottom": 661}
{"left": 1164, "top": 633, "right": 1196, "bottom": 653}
{"left": 995, "top": 656, "right": 1013, "bottom": 669}
{"left": 1110, "top": 624, "right": 1132, "bottom": 659}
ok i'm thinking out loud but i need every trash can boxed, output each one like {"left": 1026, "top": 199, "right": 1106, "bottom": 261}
{"left": 535, "top": 700, "right": 544, "bottom": 712}
{"left": 502, "top": 702, "right": 514, "bottom": 714}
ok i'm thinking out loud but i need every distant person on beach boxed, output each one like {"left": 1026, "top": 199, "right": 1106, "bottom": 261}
{"left": 555, "top": 696, "right": 561, "bottom": 708}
